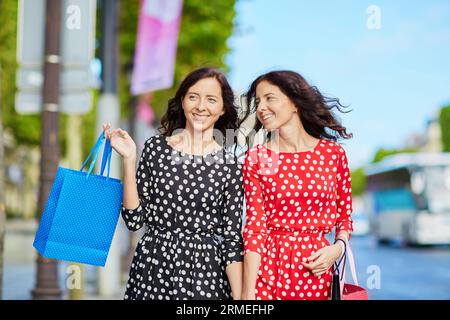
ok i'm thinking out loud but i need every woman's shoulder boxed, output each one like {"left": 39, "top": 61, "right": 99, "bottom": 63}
{"left": 242, "top": 144, "right": 265, "bottom": 168}
{"left": 319, "top": 139, "right": 349, "bottom": 162}
{"left": 246, "top": 143, "right": 263, "bottom": 155}
{"left": 144, "top": 134, "right": 165, "bottom": 147}
{"left": 319, "top": 138, "right": 345, "bottom": 151}
{"left": 140, "top": 134, "right": 168, "bottom": 156}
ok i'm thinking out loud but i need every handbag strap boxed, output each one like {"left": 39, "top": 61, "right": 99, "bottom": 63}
{"left": 99, "top": 138, "right": 112, "bottom": 178}
{"left": 80, "top": 132, "right": 111, "bottom": 179}
{"left": 336, "top": 240, "right": 360, "bottom": 297}
{"left": 346, "top": 243, "right": 359, "bottom": 286}
{"left": 80, "top": 132, "right": 104, "bottom": 172}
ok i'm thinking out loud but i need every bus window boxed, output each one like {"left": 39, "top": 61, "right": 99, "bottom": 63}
{"left": 373, "top": 188, "right": 417, "bottom": 214}
{"left": 424, "top": 166, "right": 450, "bottom": 213}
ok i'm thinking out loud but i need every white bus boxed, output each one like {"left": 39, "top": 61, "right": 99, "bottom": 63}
{"left": 364, "top": 153, "right": 450, "bottom": 245}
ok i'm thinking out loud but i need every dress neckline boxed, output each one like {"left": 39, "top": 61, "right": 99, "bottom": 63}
{"left": 161, "top": 135, "right": 223, "bottom": 157}
{"left": 260, "top": 138, "right": 322, "bottom": 154}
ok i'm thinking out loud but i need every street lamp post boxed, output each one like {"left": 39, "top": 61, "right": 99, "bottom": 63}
{"left": 31, "top": 0, "right": 63, "bottom": 300}
{"left": 96, "top": 0, "right": 123, "bottom": 297}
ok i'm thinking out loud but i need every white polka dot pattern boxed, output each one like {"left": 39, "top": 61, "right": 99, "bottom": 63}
{"left": 242, "top": 139, "right": 353, "bottom": 300}
{"left": 121, "top": 135, "right": 244, "bottom": 300}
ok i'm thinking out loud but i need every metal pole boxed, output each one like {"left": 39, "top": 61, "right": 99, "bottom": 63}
{"left": 31, "top": 0, "right": 63, "bottom": 300}
{"left": 96, "top": 0, "right": 123, "bottom": 297}
{"left": 67, "top": 115, "right": 85, "bottom": 300}
{"left": 100, "top": 0, "right": 118, "bottom": 94}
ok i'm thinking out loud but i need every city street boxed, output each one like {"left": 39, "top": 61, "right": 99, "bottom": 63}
{"left": 3, "top": 219, "right": 450, "bottom": 300}
{"left": 2, "top": 220, "right": 127, "bottom": 300}
{"left": 342, "top": 235, "right": 450, "bottom": 300}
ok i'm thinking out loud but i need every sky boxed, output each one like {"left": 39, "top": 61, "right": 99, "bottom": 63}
{"left": 226, "top": 0, "right": 450, "bottom": 169}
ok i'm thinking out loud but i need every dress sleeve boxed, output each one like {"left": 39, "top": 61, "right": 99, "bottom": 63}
{"left": 220, "top": 159, "right": 245, "bottom": 266}
{"left": 121, "top": 138, "right": 152, "bottom": 232}
{"left": 335, "top": 146, "right": 354, "bottom": 239}
{"left": 242, "top": 147, "right": 268, "bottom": 256}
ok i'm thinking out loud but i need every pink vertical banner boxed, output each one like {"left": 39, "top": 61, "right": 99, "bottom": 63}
{"left": 131, "top": 0, "right": 183, "bottom": 95}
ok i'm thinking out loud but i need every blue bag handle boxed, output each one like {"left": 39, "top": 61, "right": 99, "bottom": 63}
{"left": 80, "top": 132, "right": 104, "bottom": 172}
{"left": 80, "top": 132, "right": 111, "bottom": 179}
{"left": 100, "top": 138, "right": 112, "bottom": 178}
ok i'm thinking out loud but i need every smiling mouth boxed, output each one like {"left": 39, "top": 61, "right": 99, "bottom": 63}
{"left": 192, "top": 113, "right": 211, "bottom": 121}
{"left": 261, "top": 114, "right": 274, "bottom": 121}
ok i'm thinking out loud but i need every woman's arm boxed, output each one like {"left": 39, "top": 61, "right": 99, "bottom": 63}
{"left": 336, "top": 231, "right": 350, "bottom": 242}
{"left": 241, "top": 252, "right": 261, "bottom": 300}
{"left": 226, "top": 262, "right": 243, "bottom": 300}
{"left": 122, "top": 157, "right": 139, "bottom": 210}
{"left": 334, "top": 146, "right": 354, "bottom": 240}
{"left": 220, "top": 160, "right": 245, "bottom": 299}
{"left": 106, "top": 125, "right": 149, "bottom": 232}
{"left": 302, "top": 146, "right": 354, "bottom": 277}
{"left": 241, "top": 147, "right": 268, "bottom": 300}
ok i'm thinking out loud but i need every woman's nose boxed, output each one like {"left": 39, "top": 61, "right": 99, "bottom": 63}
{"left": 196, "top": 100, "right": 207, "bottom": 111}
{"left": 257, "top": 103, "right": 267, "bottom": 113}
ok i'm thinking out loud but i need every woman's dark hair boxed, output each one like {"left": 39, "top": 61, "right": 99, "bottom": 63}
{"left": 241, "top": 70, "right": 353, "bottom": 143}
{"left": 159, "top": 67, "right": 239, "bottom": 143}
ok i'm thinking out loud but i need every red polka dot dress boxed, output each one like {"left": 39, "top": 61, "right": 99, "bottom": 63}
{"left": 242, "top": 139, "right": 353, "bottom": 300}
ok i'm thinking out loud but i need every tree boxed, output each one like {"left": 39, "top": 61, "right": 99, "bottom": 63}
{"left": 0, "top": 1, "right": 21, "bottom": 295}
{"left": 0, "top": 0, "right": 41, "bottom": 146}
{"left": 0, "top": 0, "right": 71, "bottom": 154}
{"left": 0, "top": 65, "right": 6, "bottom": 300}
{"left": 439, "top": 104, "right": 450, "bottom": 152}
{"left": 351, "top": 168, "right": 367, "bottom": 196}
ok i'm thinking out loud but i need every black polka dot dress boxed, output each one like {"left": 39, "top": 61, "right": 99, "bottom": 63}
{"left": 121, "top": 135, "right": 244, "bottom": 300}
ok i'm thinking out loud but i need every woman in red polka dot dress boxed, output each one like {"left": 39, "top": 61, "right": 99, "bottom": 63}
{"left": 240, "top": 71, "right": 354, "bottom": 300}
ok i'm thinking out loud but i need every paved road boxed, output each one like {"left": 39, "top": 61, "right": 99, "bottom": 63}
{"left": 3, "top": 262, "right": 126, "bottom": 300}
{"left": 346, "top": 235, "right": 450, "bottom": 300}
{"left": 3, "top": 219, "right": 450, "bottom": 300}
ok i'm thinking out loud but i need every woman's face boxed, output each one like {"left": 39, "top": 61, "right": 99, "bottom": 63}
{"left": 255, "top": 80, "right": 298, "bottom": 131}
{"left": 182, "top": 77, "right": 225, "bottom": 133}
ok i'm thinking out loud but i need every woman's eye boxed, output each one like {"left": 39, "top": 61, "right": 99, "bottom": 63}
{"left": 208, "top": 98, "right": 216, "bottom": 103}
{"left": 189, "top": 95, "right": 197, "bottom": 101}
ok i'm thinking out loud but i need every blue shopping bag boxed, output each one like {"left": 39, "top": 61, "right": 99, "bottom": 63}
{"left": 33, "top": 132, "right": 123, "bottom": 266}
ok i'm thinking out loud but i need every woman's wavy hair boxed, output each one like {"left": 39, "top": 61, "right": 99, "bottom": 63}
{"left": 159, "top": 67, "right": 239, "bottom": 144}
{"left": 241, "top": 70, "right": 353, "bottom": 145}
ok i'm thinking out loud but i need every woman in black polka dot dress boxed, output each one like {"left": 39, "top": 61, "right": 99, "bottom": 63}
{"left": 104, "top": 68, "right": 244, "bottom": 300}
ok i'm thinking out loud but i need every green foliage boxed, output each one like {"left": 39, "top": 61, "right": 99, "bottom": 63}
{"left": 350, "top": 168, "right": 367, "bottom": 196}
{"left": 0, "top": 0, "right": 69, "bottom": 153}
{"left": 439, "top": 104, "right": 450, "bottom": 152}
{"left": 0, "top": 0, "right": 41, "bottom": 146}
{"left": 372, "top": 148, "right": 418, "bottom": 163}
{"left": 118, "top": 0, "right": 139, "bottom": 121}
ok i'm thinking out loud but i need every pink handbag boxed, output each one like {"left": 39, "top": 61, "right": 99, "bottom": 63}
{"left": 332, "top": 241, "right": 369, "bottom": 300}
